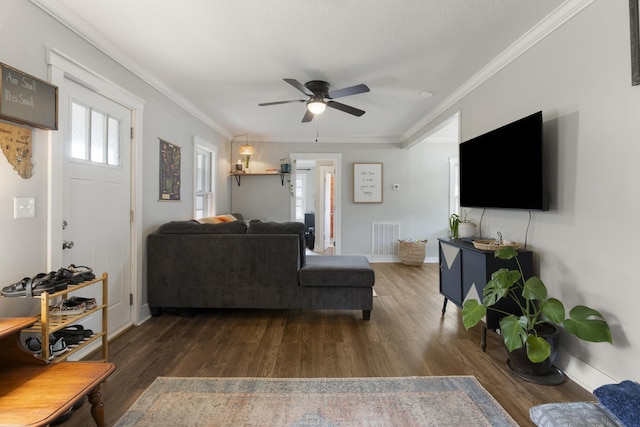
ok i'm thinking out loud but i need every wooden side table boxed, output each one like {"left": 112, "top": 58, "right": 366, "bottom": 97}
{"left": 0, "top": 317, "right": 115, "bottom": 427}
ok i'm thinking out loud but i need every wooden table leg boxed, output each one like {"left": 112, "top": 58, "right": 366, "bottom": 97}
{"left": 88, "top": 385, "right": 105, "bottom": 427}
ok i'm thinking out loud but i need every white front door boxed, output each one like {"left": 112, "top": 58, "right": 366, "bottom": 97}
{"left": 61, "top": 79, "right": 132, "bottom": 337}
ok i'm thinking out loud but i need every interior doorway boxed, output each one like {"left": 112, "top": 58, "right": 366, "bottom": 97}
{"left": 290, "top": 153, "right": 342, "bottom": 255}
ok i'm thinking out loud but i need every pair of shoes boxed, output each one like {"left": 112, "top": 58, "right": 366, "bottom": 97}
{"left": 67, "top": 296, "right": 97, "bottom": 310}
{"left": 67, "top": 264, "right": 95, "bottom": 283}
{"left": 1, "top": 271, "right": 68, "bottom": 298}
{"left": 50, "top": 300, "right": 86, "bottom": 316}
{"left": 50, "top": 336, "right": 68, "bottom": 356}
{"left": 53, "top": 324, "right": 94, "bottom": 346}
{"left": 24, "top": 336, "right": 68, "bottom": 358}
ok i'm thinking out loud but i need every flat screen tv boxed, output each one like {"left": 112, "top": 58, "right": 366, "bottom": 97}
{"left": 459, "top": 111, "right": 548, "bottom": 211}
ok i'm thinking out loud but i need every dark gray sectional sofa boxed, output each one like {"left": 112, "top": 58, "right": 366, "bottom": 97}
{"left": 146, "top": 219, "right": 375, "bottom": 319}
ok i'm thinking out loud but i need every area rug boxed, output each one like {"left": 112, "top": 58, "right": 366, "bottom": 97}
{"left": 114, "top": 376, "right": 517, "bottom": 426}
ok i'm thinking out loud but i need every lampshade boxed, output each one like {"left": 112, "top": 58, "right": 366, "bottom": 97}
{"left": 239, "top": 144, "right": 254, "bottom": 156}
{"left": 307, "top": 98, "right": 327, "bottom": 115}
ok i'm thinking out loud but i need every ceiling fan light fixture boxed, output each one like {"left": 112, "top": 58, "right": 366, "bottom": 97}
{"left": 307, "top": 98, "right": 327, "bottom": 115}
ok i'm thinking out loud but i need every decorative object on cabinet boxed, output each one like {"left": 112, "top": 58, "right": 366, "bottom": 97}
{"left": 0, "top": 63, "right": 59, "bottom": 130}
{"left": 159, "top": 139, "right": 181, "bottom": 201}
{"left": 449, "top": 211, "right": 476, "bottom": 239}
{"left": 462, "top": 246, "right": 612, "bottom": 384}
{"left": 353, "top": 162, "right": 382, "bottom": 203}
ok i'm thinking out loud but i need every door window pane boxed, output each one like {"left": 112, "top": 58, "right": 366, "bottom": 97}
{"left": 71, "top": 102, "right": 89, "bottom": 160}
{"left": 71, "top": 101, "right": 122, "bottom": 167}
{"left": 107, "top": 117, "right": 121, "bottom": 166}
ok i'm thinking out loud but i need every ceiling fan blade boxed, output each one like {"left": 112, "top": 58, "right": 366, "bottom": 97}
{"left": 327, "top": 84, "right": 370, "bottom": 99}
{"left": 258, "top": 100, "right": 305, "bottom": 106}
{"left": 284, "top": 78, "right": 313, "bottom": 96}
{"left": 301, "top": 109, "right": 315, "bottom": 123}
{"left": 326, "top": 101, "right": 365, "bottom": 117}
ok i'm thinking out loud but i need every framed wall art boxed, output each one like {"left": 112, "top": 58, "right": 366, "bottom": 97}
{"left": 353, "top": 162, "right": 383, "bottom": 203}
{"left": 0, "top": 63, "right": 58, "bottom": 130}
{"left": 159, "top": 139, "right": 181, "bottom": 201}
{"left": 631, "top": 0, "right": 640, "bottom": 85}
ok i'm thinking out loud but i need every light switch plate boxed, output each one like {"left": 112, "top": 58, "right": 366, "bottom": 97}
{"left": 14, "top": 197, "right": 35, "bottom": 219}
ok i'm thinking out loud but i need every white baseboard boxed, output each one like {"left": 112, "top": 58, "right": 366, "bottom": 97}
{"left": 556, "top": 352, "right": 619, "bottom": 392}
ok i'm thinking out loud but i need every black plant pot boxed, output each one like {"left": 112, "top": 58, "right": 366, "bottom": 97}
{"left": 507, "top": 322, "right": 560, "bottom": 377}
{"left": 280, "top": 163, "right": 290, "bottom": 173}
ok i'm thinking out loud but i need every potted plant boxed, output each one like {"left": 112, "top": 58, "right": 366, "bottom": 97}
{"left": 462, "top": 246, "right": 612, "bottom": 375}
{"left": 280, "top": 157, "right": 291, "bottom": 174}
{"left": 449, "top": 211, "right": 476, "bottom": 239}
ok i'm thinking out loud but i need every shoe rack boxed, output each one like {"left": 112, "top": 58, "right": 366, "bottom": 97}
{"left": 23, "top": 272, "right": 109, "bottom": 362}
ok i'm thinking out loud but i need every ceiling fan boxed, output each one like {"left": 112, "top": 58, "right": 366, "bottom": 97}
{"left": 259, "top": 78, "right": 370, "bottom": 123}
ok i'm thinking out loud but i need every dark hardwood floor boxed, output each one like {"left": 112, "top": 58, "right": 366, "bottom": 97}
{"left": 62, "top": 263, "right": 594, "bottom": 426}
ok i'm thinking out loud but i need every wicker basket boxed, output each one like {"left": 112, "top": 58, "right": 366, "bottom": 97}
{"left": 398, "top": 240, "right": 427, "bottom": 266}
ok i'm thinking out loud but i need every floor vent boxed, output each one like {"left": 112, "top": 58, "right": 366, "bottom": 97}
{"left": 371, "top": 223, "right": 400, "bottom": 256}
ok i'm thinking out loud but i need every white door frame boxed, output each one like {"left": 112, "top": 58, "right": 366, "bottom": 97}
{"left": 290, "top": 153, "right": 341, "bottom": 254}
{"left": 46, "top": 48, "right": 146, "bottom": 325}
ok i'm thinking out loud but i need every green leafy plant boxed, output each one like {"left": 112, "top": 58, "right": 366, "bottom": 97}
{"left": 449, "top": 214, "right": 460, "bottom": 238}
{"left": 462, "top": 246, "right": 612, "bottom": 363}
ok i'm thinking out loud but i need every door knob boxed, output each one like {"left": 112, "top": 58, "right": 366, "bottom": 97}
{"left": 62, "top": 240, "right": 74, "bottom": 250}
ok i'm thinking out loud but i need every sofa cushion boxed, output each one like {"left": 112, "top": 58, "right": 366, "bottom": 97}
{"left": 157, "top": 220, "right": 247, "bottom": 234}
{"left": 247, "top": 221, "right": 306, "bottom": 266}
{"left": 299, "top": 256, "right": 375, "bottom": 287}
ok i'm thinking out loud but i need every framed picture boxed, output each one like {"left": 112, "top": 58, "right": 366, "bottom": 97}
{"left": 0, "top": 63, "right": 58, "bottom": 130}
{"left": 631, "top": 0, "right": 640, "bottom": 85}
{"left": 159, "top": 139, "right": 181, "bottom": 201}
{"left": 353, "top": 162, "right": 383, "bottom": 203}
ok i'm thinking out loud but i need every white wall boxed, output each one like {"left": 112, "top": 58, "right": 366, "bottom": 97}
{"left": 441, "top": 1, "right": 638, "bottom": 389}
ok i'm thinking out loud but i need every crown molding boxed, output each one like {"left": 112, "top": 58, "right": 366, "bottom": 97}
{"left": 30, "top": 0, "right": 233, "bottom": 139}
{"left": 401, "top": 0, "right": 595, "bottom": 148}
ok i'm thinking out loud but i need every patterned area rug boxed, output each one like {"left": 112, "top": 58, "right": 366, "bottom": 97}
{"left": 114, "top": 376, "right": 517, "bottom": 426}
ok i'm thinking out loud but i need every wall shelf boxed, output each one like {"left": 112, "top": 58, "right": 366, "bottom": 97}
{"left": 230, "top": 172, "right": 289, "bottom": 186}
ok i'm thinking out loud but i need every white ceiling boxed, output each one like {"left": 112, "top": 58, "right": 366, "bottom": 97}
{"left": 32, "top": 0, "right": 572, "bottom": 144}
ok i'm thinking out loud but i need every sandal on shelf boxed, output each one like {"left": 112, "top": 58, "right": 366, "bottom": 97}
{"left": 1, "top": 277, "right": 32, "bottom": 297}
{"left": 7, "top": 273, "right": 59, "bottom": 298}
{"left": 53, "top": 324, "right": 94, "bottom": 345}
{"left": 67, "top": 265, "right": 96, "bottom": 283}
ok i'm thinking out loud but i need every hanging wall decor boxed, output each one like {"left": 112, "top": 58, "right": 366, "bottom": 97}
{"left": 0, "top": 122, "right": 32, "bottom": 178}
{"left": 631, "top": 0, "right": 640, "bottom": 85}
{"left": 353, "top": 162, "right": 383, "bottom": 203}
{"left": 159, "top": 139, "right": 181, "bottom": 201}
{"left": 0, "top": 63, "right": 58, "bottom": 130}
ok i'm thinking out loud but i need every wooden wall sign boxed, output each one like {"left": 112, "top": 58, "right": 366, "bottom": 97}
{"left": 0, "top": 63, "right": 58, "bottom": 130}
{"left": 0, "top": 122, "right": 33, "bottom": 179}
